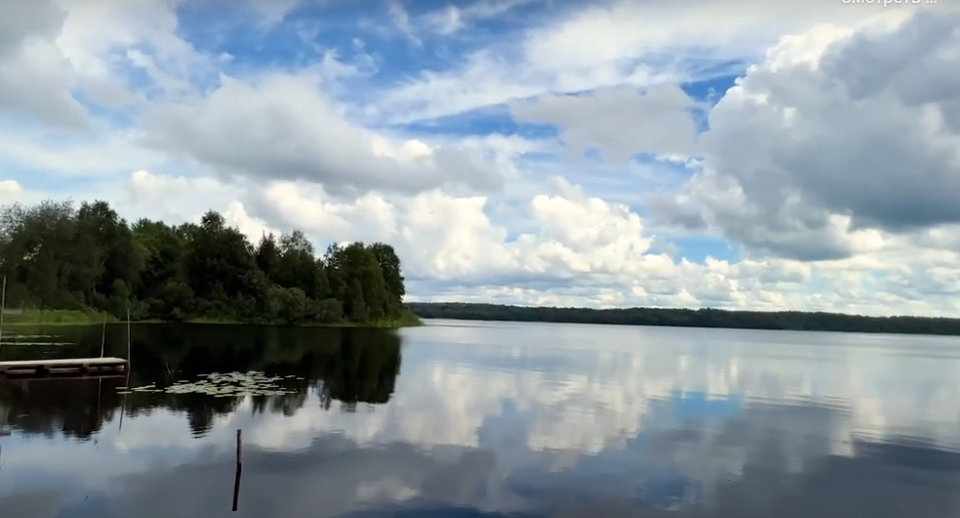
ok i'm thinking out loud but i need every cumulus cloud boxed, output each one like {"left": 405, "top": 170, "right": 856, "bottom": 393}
{"left": 0, "top": 1, "right": 64, "bottom": 54}
{"left": 510, "top": 84, "right": 701, "bottom": 161}
{"left": 0, "top": 0, "right": 89, "bottom": 128}
{"left": 374, "top": 0, "right": 917, "bottom": 125}
{"left": 137, "top": 69, "right": 505, "bottom": 197}
{"left": 653, "top": 10, "right": 960, "bottom": 260}
{"left": 102, "top": 169, "right": 960, "bottom": 317}
{"left": 0, "top": 179, "right": 21, "bottom": 205}
{"left": 0, "top": 0, "right": 959, "bottom": 313}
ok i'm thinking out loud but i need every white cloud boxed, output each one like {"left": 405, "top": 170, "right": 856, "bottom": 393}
{"left": 138, "top": 71, "right": 505, "bottom": 197}
{"left": 653, "top": 10, "right": 960, "bottom": 260}
{"left": 0, "top": 0, "right": 89, "bottom": 128}
{"left": 4, "top": 168, "right": 941, "bottom": 317}
{"left": 387, "top": 0, "right": 420, "bottom": 46}
{"left": 510, "top": 84, "right": 701, "bottom": 161}
{"left": 0, "top": 126, "right": 165, "bottom": 179}
{"left": 421, "top": 0, "right": 542, "bottom": 35}
{"left": 374, "top": 0, "right": 926, "bottom": 125}
{"left": 0, "top": 179, "right": 21, "bottom": 205}
{"left": 0, "top": 0, "right": 958, "bottom": 315}
{"left": 520, "top": 0, "right": 890, "bottom": 73}
{"left": 125, "top": 170, "right": 275, "bottom": 236}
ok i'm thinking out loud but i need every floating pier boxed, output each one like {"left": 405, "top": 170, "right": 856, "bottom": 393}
{"left": 0, "top": 357, "right": 127, "bottom": 377}
{"left": 1, "top": 372, "right": 127, "bottom": 382}
{"left": 0, "top": 276, "right": 132, "bottom": 378}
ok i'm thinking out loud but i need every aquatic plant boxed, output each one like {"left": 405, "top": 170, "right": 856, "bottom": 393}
{"left": 119, "top": 371, "right": 305, "bottom": 397}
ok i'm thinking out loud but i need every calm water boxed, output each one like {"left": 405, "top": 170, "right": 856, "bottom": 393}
{"left": 2, "top": 320, "right": 960, "bottom": 517}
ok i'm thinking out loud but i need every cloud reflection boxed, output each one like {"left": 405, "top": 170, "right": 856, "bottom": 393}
{"left": 2, "top": 322, "right": 960, "bottom": 517}
{"left": 236, "top": 323, "right": 960, "bottom": 457}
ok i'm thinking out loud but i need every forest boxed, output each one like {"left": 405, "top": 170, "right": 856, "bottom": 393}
{"left": 0, "top": 199, "right": 417, "bottom": 326}
{"left": 408, "top": 302, "right": 960, "bottom": 336}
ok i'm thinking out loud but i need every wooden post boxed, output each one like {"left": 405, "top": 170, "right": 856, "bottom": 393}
{"left": 232, "top": 429, "right": 243, "bottom": 511}
{"left": 126, "top": 307, "right": 131, "bottom": 361}
{"left": 100, "top": 316, "right": 107, "bottom": 358}
{"left": 119, "top": 307, "right": 131, "bottom": 436}
{"left": 95, "top": 376, "right": 103, "bottom": 448}
{"left": 118, "top": 365, "right": 129, "bottom": 434}
{"left": 118, "top": 395, "right": 125, "bottom": 433}
{"left": 0, "top": 275, "right": 6, "bottom": 359}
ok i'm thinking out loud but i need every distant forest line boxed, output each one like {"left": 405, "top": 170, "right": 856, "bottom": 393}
{"left": 407, "top": 302, "right": 960, "bottom": 336}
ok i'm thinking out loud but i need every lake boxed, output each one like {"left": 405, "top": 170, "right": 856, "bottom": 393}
{"left": 2, "top": 320, "right": 960, "bottom": 517}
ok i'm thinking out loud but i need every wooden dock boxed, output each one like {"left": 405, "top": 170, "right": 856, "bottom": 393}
{"left": 0, "top": 357, "right": 127, "bottom": 377}
{"left": 0, "top": 277, "right": 132, "bottom": 378}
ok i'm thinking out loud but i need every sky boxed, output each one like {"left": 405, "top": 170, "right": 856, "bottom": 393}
{"left": 0, "top": 0, "right": 958, "bottom": 316}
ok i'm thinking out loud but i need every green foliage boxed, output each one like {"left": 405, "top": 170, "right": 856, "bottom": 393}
{"left": 0, "top": 199, "right": 416, "bottom": 327}
{"left": 408, "top": 302, "right": 960, "bottom": 336}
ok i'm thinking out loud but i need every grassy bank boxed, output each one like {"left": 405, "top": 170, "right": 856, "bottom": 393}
{"left": 320, "top": 311, "right": 424, "bottom": 328}
{"left": 180, "top": 310, "right": 424, "bottom": 328}
{"left": 1, "top": 309, "right": 118, "bottom": 326}
{"left": 2, "top": 309, "right": 423, "bottom": 328}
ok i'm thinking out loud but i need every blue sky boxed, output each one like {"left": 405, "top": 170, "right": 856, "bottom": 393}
{"left": 0, "top": 0, "right": 957, "bottom": 315}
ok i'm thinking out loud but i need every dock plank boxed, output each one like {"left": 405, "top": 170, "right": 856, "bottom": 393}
{"left": 1, "top": 373, "right": 127, "bottom": 382}
{"left": 0, "top": 357, "right": 127, "bottom": 367}
{"left": 0, "top": 357, "right": 127, "bottom": 376}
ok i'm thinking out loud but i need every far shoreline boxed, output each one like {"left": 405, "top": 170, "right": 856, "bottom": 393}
{"left": 406, "top": 302, "right": 960, "bottom": 337}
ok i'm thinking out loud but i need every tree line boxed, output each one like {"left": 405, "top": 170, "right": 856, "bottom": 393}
{"left": 408, "top": 302, "right": 960, "bottom": 336}
{"left": 0, "top": 199, "right": 416, "bottom": 326}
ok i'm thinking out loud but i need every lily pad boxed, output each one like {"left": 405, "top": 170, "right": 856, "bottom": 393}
{"left": 127, "top": 370, "right": 300, "bottom": 398}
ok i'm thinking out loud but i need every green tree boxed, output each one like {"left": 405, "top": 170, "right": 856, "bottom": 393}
{"left": 0, "top": 198, "right": 412, "bottom": 326}
{"left": 276, "top": 230, "right": 329, "bottom": 300}
{"left": 369, "top": 242, "right": 405, "bottom": 317}
{"left": 345, "top": 278, "right": 369, "bottom": 321}
{"left": 0, "top": 200, "right": 80, "bottom": 309}
{"left": 254, "top": 233, "right": 281, "bottom": 282}
{"left": 75, "top": 201, "right": 142, "bottom": 316}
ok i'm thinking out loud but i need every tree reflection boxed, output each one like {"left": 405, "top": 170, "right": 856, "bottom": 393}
{"left": 0, "top": 377, "right": 122, "bottom": 440}
{"left": 0, "top": 325, "right": 403, "bottom": 438}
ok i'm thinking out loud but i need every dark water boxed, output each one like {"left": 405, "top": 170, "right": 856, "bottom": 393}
{"left": 2, "top": 320, "right": 960, "bottom": 517}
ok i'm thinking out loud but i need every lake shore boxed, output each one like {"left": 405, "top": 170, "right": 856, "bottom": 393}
{"left": 407, "top": 302, "right": 960, "bottom": 336}
{"left": 0, "top": 309, "right": 424, "bottom": 328}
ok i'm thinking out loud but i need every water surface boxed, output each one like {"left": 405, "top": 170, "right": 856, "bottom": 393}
{"left": 2, "top": 320, "right": 960, "bottom": 517}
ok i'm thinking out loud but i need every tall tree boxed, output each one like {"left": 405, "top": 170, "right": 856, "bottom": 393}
{"left": 0, "top": 198, "right": 412, "bottom": 326}
{"left": 369, "top": 242, "right": 405, "bottom": 317}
